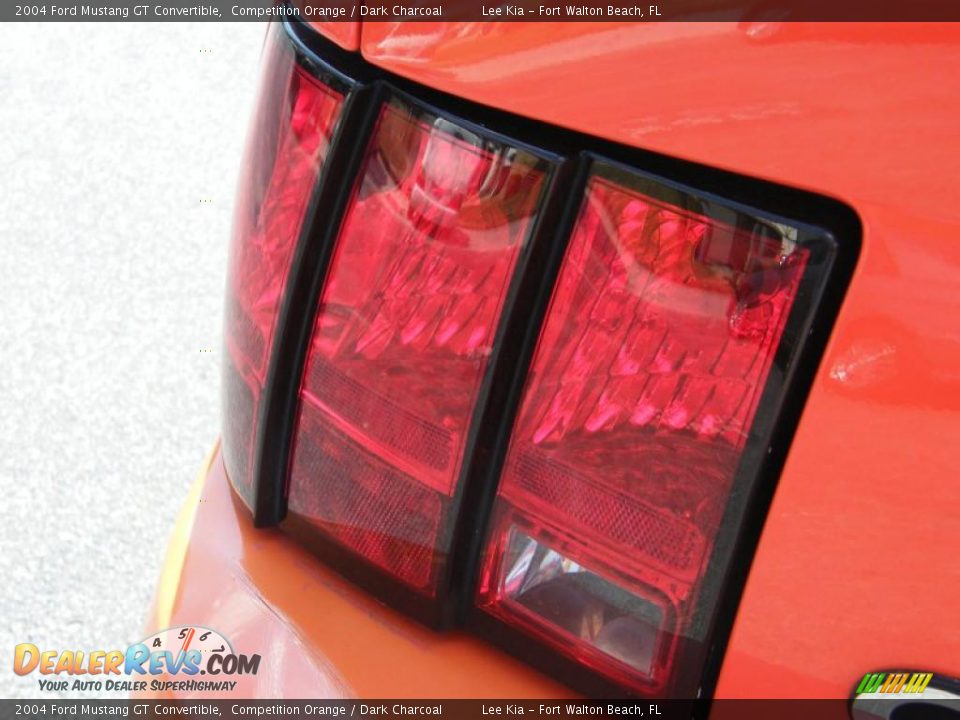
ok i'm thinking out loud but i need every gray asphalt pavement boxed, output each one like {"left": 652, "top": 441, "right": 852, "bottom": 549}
{"left": 0, "top": 22, "right": 266, "bottom": 698}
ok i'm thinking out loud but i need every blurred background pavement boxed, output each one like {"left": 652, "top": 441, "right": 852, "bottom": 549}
{"left": 0, "top": 21, "right": 266, "bottom": 698}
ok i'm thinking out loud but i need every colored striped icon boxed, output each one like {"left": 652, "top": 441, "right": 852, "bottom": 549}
{"left": 857, "top": 671, "right": 933, "bottom": 694}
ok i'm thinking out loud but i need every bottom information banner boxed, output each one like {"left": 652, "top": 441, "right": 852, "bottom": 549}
{"left": 4, "top": 700, "right": 958, "bottom": 720}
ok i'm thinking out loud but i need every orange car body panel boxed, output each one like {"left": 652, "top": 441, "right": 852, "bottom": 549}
{"left": 150, "top": 22, "right": 960, "bottom": 699}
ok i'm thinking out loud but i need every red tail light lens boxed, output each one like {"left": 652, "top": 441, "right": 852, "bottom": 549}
{"left": 286, "top": 99, "right": 550, "bottom": 594}
{"left": 221, "top": 31, "right": 344, "bottom": 508}
{"left": 477, "top": 168, "right": 810, "bottom": 693}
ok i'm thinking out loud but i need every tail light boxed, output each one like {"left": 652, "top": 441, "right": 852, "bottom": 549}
{"left": 476, "top": 166, "right": 815, "bottom": 695}
{"left": 224, "top": 21, "right": 851, "bottom": 698}
{"left": 222, "top": 29, "right": 344, "bottom": 508}
{"left": 285, "top": 98, "right": 551, "bottom": 595}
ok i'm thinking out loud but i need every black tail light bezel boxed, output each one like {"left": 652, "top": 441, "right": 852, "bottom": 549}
{"left": 223, "top": 18, "right": 862, "bottom": 701}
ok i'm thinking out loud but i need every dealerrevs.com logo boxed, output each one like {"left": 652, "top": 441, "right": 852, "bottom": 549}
{"left": 13, "top": 626, "right": 261, "bottom": 693}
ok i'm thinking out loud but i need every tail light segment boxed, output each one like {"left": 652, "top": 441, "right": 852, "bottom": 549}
{"left": 222, "top": 22, "right": 851, "bottom": 699}
{"left": 286, "top": 99, "right": 552, "bottom": 594}
{"left": 476, "top": 167, "right": 817, "bottom": 694}
{"left": 222, "top": 29, "right": 345, "bottom": 508}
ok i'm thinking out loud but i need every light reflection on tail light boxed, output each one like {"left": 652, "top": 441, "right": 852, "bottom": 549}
{"left": 495, "top": 526, "right": 670, "bottom": 681}
{"left": 221, "top": 29, "right": 344, "bottom": 508}
{"left": 286, "top": 99, "right": 551, "bottom": 594}
{"left": 477, "top": 167, "right": 812, "bottom": 693}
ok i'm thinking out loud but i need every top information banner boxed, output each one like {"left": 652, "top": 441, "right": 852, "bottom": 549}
{"left": 5, "top": 0, "right": 960, "bottom": 21}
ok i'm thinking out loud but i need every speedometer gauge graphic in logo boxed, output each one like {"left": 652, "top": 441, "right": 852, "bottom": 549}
{"left": 142, "top": 625, "right": 234, "bottom": 667}
{"left": 129, "top": 625, "right": 261, "bottom": 685}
